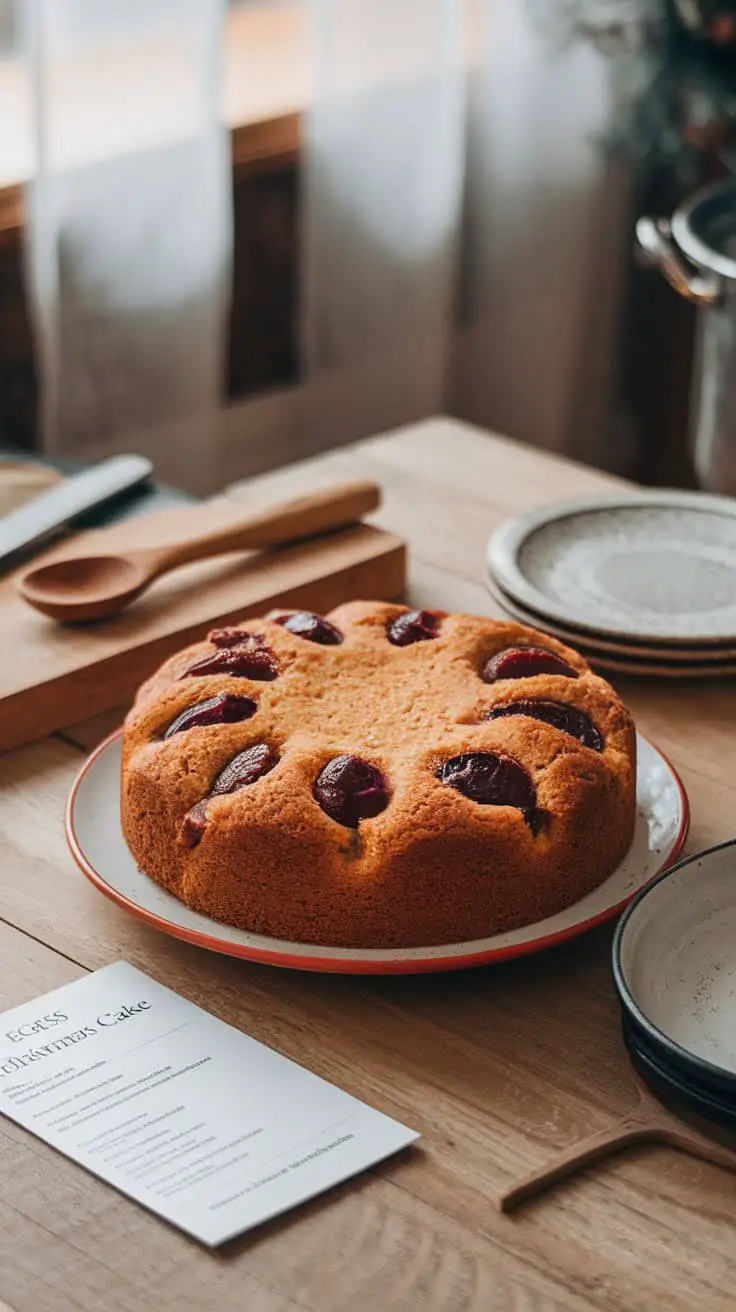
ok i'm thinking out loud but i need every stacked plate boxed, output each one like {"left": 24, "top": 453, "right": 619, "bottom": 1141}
{"left": 486, "top": 491, "right": 736, "bottom": 678}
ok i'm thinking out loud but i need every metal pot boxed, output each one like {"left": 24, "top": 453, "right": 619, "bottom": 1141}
{"left": 637, "top": 179, "right": 736, "bottom": 493}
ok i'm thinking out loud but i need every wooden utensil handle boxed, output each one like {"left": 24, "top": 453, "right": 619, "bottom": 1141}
{"left": 499, "top": 1110, "right": 736, "bottom": 1214}
{"left": 658, "top": 1124, "right": 736, "bottom": 1175}
{"left": 498, "top": 1118, "right": 648, "bottom": 1213}
{"left": 145, "top": 480, "right": 380, "bottom": 575}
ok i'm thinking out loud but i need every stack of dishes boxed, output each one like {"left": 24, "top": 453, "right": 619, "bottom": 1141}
{"left": 613, "top": 840, "right": 736, "bottom": 1132}
{"left": 486, "top": 491, "right": 736, "bottom": 678}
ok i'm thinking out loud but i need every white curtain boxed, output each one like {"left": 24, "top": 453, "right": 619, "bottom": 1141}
{"left": 302, "top": 0, "right": 642, "bottom": 474}
{"left": 22, "top": 0, "right": 230, "bottom": 455}
{"left": 450, "top": 2, "right": 635, "bottom": 468}
{"left": 301, "top": 0, "right": 466, "bottom": 435}
{"left": 19, "top": 0, "right": 645, "bottom": 483}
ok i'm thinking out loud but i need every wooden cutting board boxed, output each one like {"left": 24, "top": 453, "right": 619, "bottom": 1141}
{"left": 0, "top": 500, "right": 406, "bottom": 752}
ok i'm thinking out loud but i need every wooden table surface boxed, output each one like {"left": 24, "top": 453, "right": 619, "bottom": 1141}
{"left": 2, "top": 417, "right": 735, "bottom": 1312}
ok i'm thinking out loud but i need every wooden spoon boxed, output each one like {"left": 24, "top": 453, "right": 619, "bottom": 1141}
{"left": 498, "top": 1078, "right": 736, "bottom": 1213}
{"left": 17, "top": 479, "right": 380, "bottom": 623}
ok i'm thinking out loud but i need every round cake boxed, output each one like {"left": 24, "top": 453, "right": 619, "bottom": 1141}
{"left": 121, "top": 601, "right": 637, "bottom": 948}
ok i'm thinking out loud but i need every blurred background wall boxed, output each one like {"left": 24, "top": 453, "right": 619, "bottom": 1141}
{"left": 0, "top": 0, "right": 732, "bottom": 492}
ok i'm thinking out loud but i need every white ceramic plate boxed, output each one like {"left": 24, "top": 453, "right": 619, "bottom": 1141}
{"left": 615, "top": 840, "right": 736, "bottom": 1078}
{"left": 66, "top": 730, "right": 689, "bottom": 975}
{"left": 487, "top": 570, "right": 736, "bottom": 663}
{"left": 486, "top": 577, "right": 736, "bottom": 680}
{"left": 488, "top": 492, "right": 736, "bottom": 645}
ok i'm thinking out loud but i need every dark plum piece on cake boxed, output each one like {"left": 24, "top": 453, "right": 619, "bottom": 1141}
{"left": 314, "top": 755, "right": 390, "bottom": 828}
{"left": 273, "top": 611, "right": 343, "bottom": 645}
{"left": 182, "top": 644, "right": 279, "bottom": 682}
{"left": 164, "top": 693, "right": 257, "bottom": 738}
{"left": 387, "top": 609, "right": 441, "bottom": 647}
{"left": 211, "top": 744, "right": 278, "bottom": 795}
{"left": 481, "top": 646, "right": 577, "bottom": 683}
{"left": 438, "top": 751, "right": 535, "bottom": 810}
{"left": 485, "top": 699, "right": 603, "bottom": 751}
{"left": 207, "top": 627, "right": 262, "bottom": 649}
{"left": 179, "top": 744, "right": 277, "bottom": 848}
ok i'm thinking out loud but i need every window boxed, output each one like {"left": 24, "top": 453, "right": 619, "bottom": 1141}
{"left": 0, "top": 2, "right": 305, "bottom": 187}
{"left": 0, "top": 2, "right": 306, "bottom": 447}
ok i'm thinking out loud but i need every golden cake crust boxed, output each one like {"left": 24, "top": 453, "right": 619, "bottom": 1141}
{"left": 121, "top": 601, "right": 637, "bottom": 947}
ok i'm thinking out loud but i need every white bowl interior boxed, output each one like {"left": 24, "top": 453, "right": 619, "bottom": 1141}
{"left": 619, "top": 846, "right": 736, "bottom": 1074}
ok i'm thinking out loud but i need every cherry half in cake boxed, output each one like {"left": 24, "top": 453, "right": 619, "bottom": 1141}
{"left": 314, "top": 755, "right": 390, "bottom": 828}
{"left": 482, "top": 646, "right": 578, "bottom": 683}
{"left": 182, "top": 642, "right": 279, "bottom": 682}
{"left": 164, "top": 692, "right": 257, "bottom": 738}
{"left": 387, "top": 609, "right": 441, "bottom": 647}
{"left": 207, "top": 627, "right": 260, "bottom": 648}
{"left": 180, "top": 743, "right": 277, "bottom": 847}
{"left": 210, "top": 743, "right": 277, "bottom": 795}
{"left": 438, "top": 751, "right": 535, "bottom": 811}
{"left": 273, "top": 610, "right": 343, "bottom": 645}
{"left": 485, "top": 700, "right": 603, "bottom": 751}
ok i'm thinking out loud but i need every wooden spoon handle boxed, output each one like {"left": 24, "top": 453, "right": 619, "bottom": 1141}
{"left": 498, "top": 1118, "right": 648, "bottom": 1213}
{"left": 143, "top": 480, "right": 380, "bottom": 576}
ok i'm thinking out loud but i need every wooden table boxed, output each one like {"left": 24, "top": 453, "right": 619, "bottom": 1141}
{"left": 2, "top": 417, "right": 735, "bottom": 1312}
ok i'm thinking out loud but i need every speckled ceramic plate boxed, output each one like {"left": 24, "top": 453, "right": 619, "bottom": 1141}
{"left": 488, "top": 493, "right": 736, "bottom": 645}
{"left": 486, "top": 577, "right": 736, "bottom": 679}
{"left": 487, "top": 573, "right": 736, "bottom": 663}
{"left": 65, "top": 730, "right": 688, "bottom": 975}
{"left": 614, "top": 840, "right": 736, "bottom": 1093}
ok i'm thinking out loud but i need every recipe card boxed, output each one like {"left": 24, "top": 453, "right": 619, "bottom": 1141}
{"left": 0, "top": 962, "right": 418, "bottom": 1246}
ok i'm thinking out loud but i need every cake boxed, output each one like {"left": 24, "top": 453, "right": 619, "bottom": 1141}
{"left": 121, "top": 601, "right": 637, "bottom": 948}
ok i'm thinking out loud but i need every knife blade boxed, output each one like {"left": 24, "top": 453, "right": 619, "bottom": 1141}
{"left": 0, "top": 454, "right": 153, "bottom": 567}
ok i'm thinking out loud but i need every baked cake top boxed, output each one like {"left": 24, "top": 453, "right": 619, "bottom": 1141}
{"left": 124, "top": 600, "right": 634, "bottom": 845}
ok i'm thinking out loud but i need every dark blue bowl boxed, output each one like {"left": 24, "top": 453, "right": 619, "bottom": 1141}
{"left": 622, "top": 1014, "right": 736, "bottom": 1131}
{"left": 613, "top": 838, "right": 736, "bottom": 1119}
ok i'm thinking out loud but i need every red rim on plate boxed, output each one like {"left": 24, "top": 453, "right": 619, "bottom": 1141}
{"left": 66, "top": 729, "right": 690, "bottom": 975}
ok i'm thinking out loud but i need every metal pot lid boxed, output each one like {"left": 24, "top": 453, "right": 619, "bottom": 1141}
{"left": 672, "top": 178, "right": 736, "bottom": 279}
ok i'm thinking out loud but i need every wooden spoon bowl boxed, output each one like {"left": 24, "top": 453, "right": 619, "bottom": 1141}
{"left": 20, "top": 555, "right": 150, "bottom": 620}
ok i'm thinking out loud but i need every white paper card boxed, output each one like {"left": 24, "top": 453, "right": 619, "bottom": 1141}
{"left": 0, "top": 962, "right": 418, "bottom": 1246}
